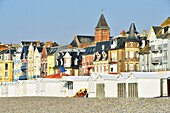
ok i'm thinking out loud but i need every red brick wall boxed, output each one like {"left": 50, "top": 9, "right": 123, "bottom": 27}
{"left": 95, "top": 29, "right": 110, "bottom": 42}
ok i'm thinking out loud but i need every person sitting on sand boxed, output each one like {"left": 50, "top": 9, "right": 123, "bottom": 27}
{"left": 83, "top": 88, "right": 88, "bottom": 98}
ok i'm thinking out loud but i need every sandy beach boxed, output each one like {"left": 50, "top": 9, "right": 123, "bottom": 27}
{"left": 0, "top": 97, "right": 170, "bottom": 113}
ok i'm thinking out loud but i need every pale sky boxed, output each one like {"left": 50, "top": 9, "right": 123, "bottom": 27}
{"left": 0, "top": 0, "right": 170, "bottom": 44}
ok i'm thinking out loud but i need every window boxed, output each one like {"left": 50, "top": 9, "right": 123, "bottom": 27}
{"left": 129, "top": 51, "right": 134, "bottom": 59}
{"left": 125, "top": 43, "right": 127, "bottom": 47}
{"left": 136, "top": 52, "right": 139, "bottom": 59}
{"left": 5, "top": 72, "right": 8, "bottom": 78}
{"left": 67, "top": 81, "right": 73, "bottom": 90}
{"left": 130, "top": 42, "right": 133, "bottom": 47}
{"left": 110, "top": 64, "right": 117, "bottom": 73}
{"left": 125, "top": 64, "right": 128, "bottom": 71}
{"left": 129, "top": 64, "right": 134, "bottom": 71}
{"left": 56, "top": 60, "right": 58, "bottom": 66}
{"left": 5, "top": 64, "right": 8, "bottom": 70}
{"left": 65, "top": 59, "right": 70, "bottom": 67}
{"left": 74, "top": 58, "right": 78, "bottom": 65}
{"left": 111, "top": 68, "right": 113, "bottom": 72}
{"left": 136, "top": 64, "right": 139, "bottom": 71}
{"left": 96, "top": 52, "right": 101, "bottom": 61}
{"left": 125, "top": 52, "right": 128, "bottom": 59}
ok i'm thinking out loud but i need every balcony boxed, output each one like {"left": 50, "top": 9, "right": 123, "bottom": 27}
{"left": 150, "top": 45, "right": 159, "bottom": 52}
{"left": 110, "top": 58, "right": 117, "bottom": 62}
{"left": 151, "top": 57, "right": 162, "bottom": 64}
{"left": 21, "top": 66, "right": 27, "bottom": 71}
{"left": 40, "top": 67, "right": 44, "bottom": 71}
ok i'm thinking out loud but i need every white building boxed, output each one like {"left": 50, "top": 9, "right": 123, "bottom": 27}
{"left": 148, "top": 17, "right": 170, "bottom": 72}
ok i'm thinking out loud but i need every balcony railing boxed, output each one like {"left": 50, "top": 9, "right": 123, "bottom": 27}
{"left": 150, "top": 45, "right": 159, "bottom": 52}
{"left": 21, "top": 66, "right": 27, "bottom": 71}
{"left": 40, "top": 67, "right": 44, "bottom": 71}
{"left": 151, "top": 57, "right": 162, "bottom": 64}
{"left": 110, "top": 58, "right": 117, "bottom": 62}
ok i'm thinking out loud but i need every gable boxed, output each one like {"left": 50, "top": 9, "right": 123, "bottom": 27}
{"left": 64, "top": 52, "right": 71, "bottom": 58}
{"left": 161, "top": 17, "right": 170, "bottom": 27}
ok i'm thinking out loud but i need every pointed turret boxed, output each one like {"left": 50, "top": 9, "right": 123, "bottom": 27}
{"left": 95, "top": 13, "right": 110, "bottom": 42}
{"left": 95, "top": 14, "right": 110, "bottom": 30}
{"left": 125, "top": 21, "right": 140, "bottom": 42}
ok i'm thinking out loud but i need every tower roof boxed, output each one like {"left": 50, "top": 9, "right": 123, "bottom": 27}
{"left": 95, "top": 14, "right": 110, "bottom": 30}
{"left": 125, "top": 21, "right": 140, "bottom": 42}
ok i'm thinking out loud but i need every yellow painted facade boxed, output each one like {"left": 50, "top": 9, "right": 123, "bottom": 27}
{"left": 0, "top": 59, "right": 14, "bottom": 82}
{"left": 47, "top": 55, "right": 55, "bottom": 75}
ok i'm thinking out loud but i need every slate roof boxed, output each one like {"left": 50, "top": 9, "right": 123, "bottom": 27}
{"left": 125, "top": 22, "right": 140, "bottom": 42}
{"left": 82, "top": 46, "right": 96, "bottom": 55}
{"left": 70, "top": 39, "right": 78, "bottom": 47}
{"left": 37, "top": 46, "right": 43, "bottom": 53}
{"left": 21, "top": 41, "right": 44, "bottom": 46}
{"left": 110, "top": 37, "right": 126, "bottom": 50}
{"left": 95, "top": 14, "right": 110, "bottom": 30}
{"left": 55, "top": 51, "right": 84, "bottom": 69}
{"left": 152, "top": 26, "right": 162, "bottom": 35}
{"left": 77, "top": 35, "right": 95, "bottom": 44}
{"left": 95, "top": 41, "right": 110, "bottom": 52}
{"left": 0, "top": 49, "right": 16, "bottom": 54}
{"left": 57, "top": 45, "right": 69, "bottom": 52}
{"left": 94, "top": 41, "right": 111, "bottom": 61}
{"left": 20, "top": 46, "right": 29, "bottom": 59}
{"left": 47, "top": 47, "right": 58, "bottom": 55}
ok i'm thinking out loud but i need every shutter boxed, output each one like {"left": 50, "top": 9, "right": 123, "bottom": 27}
{"left": 128, "top": 83, "right": 138, "bottom": 97}
{"left": 96, "top": 83, "right": 105, "bottom": 98}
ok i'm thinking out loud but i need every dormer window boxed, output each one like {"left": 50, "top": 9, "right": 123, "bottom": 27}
{"left": 102, "top": 51, "right": 107, "bottom": 60}
{"left": 111, "top": 39, "right": 117, "bottom": 49}
{"left": 74, "top": 58, "right": 78, "bottom": 65}
{"left": 130, "top": 42, "right": 133, "bottom": 47}
{"left": 56, "top": 60, "right": 58, "bottom": 66}
{"left": 125, "top": 43, "right": 127, "bottom": 47}
{"left": 96, "top": 52, "right": 101, "bottom": 61}
{"left": 102, "top": 45, "right": 105, "bottom": 50}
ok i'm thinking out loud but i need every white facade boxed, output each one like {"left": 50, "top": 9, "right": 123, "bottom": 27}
{"left": 34, "top": 47, "right": 41, "bottom": 78}
{"left": 0, "top": 72, "right": 170, "bottom": 98}
{"left": 13, "top": 53, "right": 22, "bottom": 81}
{"left": 27, "top": 44, "right": 34, "bottom": 79}
{"left": 148, "top": 26, "right": 170, "bottom": 72}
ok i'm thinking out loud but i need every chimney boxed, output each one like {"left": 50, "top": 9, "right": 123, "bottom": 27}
{"left": 142, "top": 30, "right": 147, "bottom": 36}
{"left": 120, "top": 30, "right": 126, "bottom": 36}
{"left": 46, "top": 41, "right": 52, "bottom": 47}
{"left": 37, "top": 40, "right": 40, "bottom": 47}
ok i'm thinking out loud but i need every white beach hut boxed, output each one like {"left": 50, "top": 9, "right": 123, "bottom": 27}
{"left": 6, "top": 82, "right": 17, "bottom": 97}
{"left": 0, "top": 83, "right": 8, "bottom": 97}
{"left": 128, "top": 72, "right": 170, "bottom": 98}
{"left": 62, "top": 76, "right": 89, "bottom": 97}
{"left": 88, "top": 74, "right": 118, "bottom": 98}
{"left": 38, "top": 78, "right": 62, "bottom": 97}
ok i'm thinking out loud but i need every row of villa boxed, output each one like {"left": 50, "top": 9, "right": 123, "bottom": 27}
{"left": 0, "top": 13, "right": 170, "bottom": 83}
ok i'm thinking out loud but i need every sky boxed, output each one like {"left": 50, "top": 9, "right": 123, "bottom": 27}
{"left": 0, "top": 0, "right": 170, "bottom": 45}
